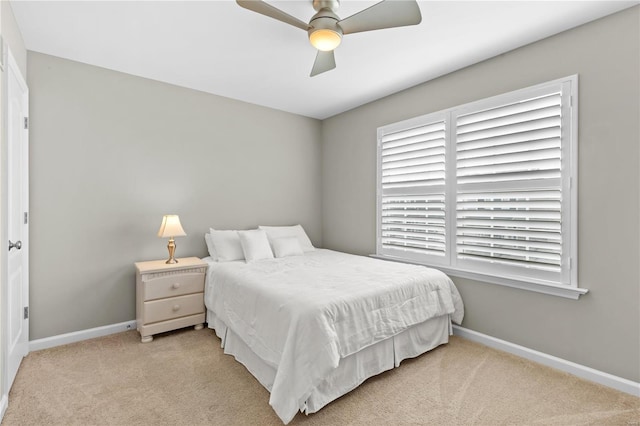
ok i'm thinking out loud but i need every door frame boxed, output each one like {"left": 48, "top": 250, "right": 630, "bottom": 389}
{"left": 0, "top": 43, "right": 29, "bottom": 418}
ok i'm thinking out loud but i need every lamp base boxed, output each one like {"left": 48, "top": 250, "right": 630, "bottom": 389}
{"left": 165, "top": 237, "right": 179, "bottom": 264}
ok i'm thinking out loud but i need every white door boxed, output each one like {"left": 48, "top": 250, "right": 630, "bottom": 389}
{"left": 5, "top": 50, "right": 29, "bottom": 392}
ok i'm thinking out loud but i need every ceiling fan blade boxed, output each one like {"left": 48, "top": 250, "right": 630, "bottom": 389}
{"left": 339, "top": 0, "right": 422, "bottom": 35}
{"left": 236, "top": 0, "right": 309, "bottom": 31}
{"left": 310, "top": 50, "right": 336, "bottom": 77}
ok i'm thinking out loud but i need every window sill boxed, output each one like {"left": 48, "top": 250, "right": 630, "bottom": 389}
{"left": 370, "top": 254, "right": 588, "bottom": 300}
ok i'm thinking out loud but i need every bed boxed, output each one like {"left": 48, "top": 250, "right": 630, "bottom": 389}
{"left": 203, "top": 240, "right": 463, "bottom": 424}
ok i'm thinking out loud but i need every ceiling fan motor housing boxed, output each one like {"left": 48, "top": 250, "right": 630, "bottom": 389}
{"left": 308, "top": 8, "right": 343, "bottom": 51}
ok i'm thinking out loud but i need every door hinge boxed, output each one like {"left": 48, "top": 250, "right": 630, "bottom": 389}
{"left": 24, "top": 117, "right": 28, "bottom": 129}
{"left": 24, "top": 306, "right": 29, "bottom": 319}
{"left": 24, "top": 212, "right": 28, "bottom": 224}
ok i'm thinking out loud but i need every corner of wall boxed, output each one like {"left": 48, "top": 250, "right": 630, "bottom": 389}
{"left": 0, "top": 0, "right": 26, "bottom": 77}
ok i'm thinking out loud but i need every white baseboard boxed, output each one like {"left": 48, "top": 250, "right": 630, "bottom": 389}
{"left": 29, "top": 320, "right": 137, "bottom": 352}
{"left": 453, "top": 325, "right": 640, "bottom": 397}
{"left": 0, "top": 394, "right": 7, "bottom": 423}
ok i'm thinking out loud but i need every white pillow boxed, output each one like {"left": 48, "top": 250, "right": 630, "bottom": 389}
{"left": 210, "top": 230, "right": 244, "bottom": 262}
{"left": 204, "top": 232, "right": 217, "bottom": 260}
{"left": 272, "top": 237, "right": 304, "bottom": 258}
{"left": 258, "top": 224, "right": 315, "bottom": 252}
{"left": 238, "top": 230, "right": 274, "bottom": 262}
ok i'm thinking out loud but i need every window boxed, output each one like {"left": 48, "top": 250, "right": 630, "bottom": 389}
{"left": 377, "top": 76, "right": 585, "bottom": 299}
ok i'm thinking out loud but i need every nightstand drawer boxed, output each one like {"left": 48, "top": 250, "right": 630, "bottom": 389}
{"left": 135, "top": 257, "right": 207, "bottom": 342}
{"left": 143, "top": 293, "right": 204, "bottom": 324}
{"left": 143, "top": 272, "right": 205, "bottom": 301}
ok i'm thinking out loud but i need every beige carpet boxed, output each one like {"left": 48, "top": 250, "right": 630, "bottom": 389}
{"left": 2, "top": 328, "right": 638, "bottom": 425}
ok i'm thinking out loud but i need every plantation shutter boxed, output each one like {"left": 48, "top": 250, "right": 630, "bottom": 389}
{"left": 377, "top": 77, "right": 576, "bottom": 292}
{"left": 378, "top": 115, "right": 447, "bottom": 262}
{"left": 454, "top": 91, "right": 565, "bottom": 279}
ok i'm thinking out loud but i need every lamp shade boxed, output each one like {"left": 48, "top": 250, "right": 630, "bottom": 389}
{"left": 157, "top": 215, "right": 186, "bottom": 238}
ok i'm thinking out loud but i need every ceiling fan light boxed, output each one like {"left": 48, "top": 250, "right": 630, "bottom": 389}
{"left": 309, "top": 28, "right": 342, "bottom": 51}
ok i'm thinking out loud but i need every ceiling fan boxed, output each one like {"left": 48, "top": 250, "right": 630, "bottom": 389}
{"left": 236, "top": 0, "right": 422, "bottom": 77}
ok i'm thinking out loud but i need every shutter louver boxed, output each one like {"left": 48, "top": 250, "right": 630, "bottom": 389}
{"left": 456, "top": 190, "right": 562, "bottom": 271}
{"left": 380, "top": 120, "right": 446, "bottom": 258}
{"left": 455, "top": 92, "right": 563, "bottom": 272}
{"left": 381, "top": 195, "right": 446, "bottom": 256}
{"left": 457, "top": 93, "right": 561, "bottom": 184}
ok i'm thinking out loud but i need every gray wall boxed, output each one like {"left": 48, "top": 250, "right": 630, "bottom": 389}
{"left": 28, "top": 52, "right": 322, "bottom": 340}
{"left": 321, "top": 7, "right": 639, "bottom": 382}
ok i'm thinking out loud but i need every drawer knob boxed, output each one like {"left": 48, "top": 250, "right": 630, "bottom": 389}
{"left": 172, "top": 283, "right": 181, "bottom": 289}
{"left": 172, "top": 304, "right": 180, "bottom": 312}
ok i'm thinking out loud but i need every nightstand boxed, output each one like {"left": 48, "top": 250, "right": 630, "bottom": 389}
{"left": 135, "top": 257, "right": 207, "bottom": 343}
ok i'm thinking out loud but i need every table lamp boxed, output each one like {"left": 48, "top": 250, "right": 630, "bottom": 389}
{"left": 157, "top": 215, "right": 186, "bottom": 264}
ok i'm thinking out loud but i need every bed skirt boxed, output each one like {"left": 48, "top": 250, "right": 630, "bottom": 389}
{"left": 207, "top": 309, "right": 451, "bottom": 416}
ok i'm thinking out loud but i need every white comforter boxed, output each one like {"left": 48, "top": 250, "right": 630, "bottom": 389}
{"left": 204, "top": 249, "right": 463, "bottom": 424}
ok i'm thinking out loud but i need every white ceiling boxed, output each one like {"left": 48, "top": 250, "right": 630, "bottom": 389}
{"left": 9, "top": 0, "right": 638, "bottom": 119}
